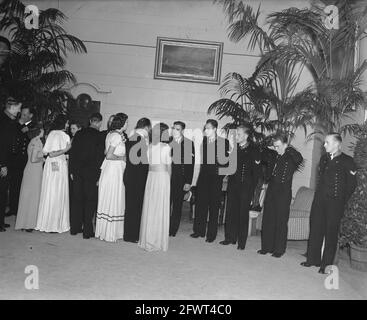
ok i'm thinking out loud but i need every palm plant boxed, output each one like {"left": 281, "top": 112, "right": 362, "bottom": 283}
{"left": 261, "top": 0, "right": 367, "bottom": 135}
{"left": 213, "top": 0, "right": 367, "bottom": 138}
{"left": 340, "top": 121, "right": 367, "bottom": 249}
{"left": 0, "top": 0, "right": 87, "bottom": 128}
{"left": 210, "top": 1, "right": 318, "bottom": 143}
{"left": 208, "top": 69, "right": 274, "bottom": 142}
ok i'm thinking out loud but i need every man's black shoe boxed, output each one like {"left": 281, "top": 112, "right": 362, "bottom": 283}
{"left": 318, "top": 267, "right": 327, "bottom": 274}
{"left": 237, "top": 245, "right": 245, "bottom": 250}
{"left": 301, "top": 261, "right": 320, "bottom": 267}
{"left": 257, "top": 249, "right": 268, "bottom": 255}
{"left": 219, "top": 240, "right": 235, "bottom": 245}
{"left": 190, "top": 233, "right": 200, "bottom": 238}
{"left": 271, "top": 253, "right": 283, "bottom": 258}
{"left": 0, "top": 227, "right": 6, "bottom": 232}
{"left": 205, "top": 238, "right": 215, "bottom": 243}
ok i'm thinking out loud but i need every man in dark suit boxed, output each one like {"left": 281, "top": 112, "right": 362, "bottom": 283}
{"left": 123, "top": 117, "right": 151, "bottom": 243}
{"left": 251, "top": 143, "right": 278, "bottom": 211}
{"left": 301, "top": 133, "right": 357, "bottom": 274}
{"left": 0, "top": 97, "right": 22, "bottom": 231}
{"left": 69, "top": 112, "right": 105, "bottom": 239}
{"left": 258, "top": 132, "right": 304, "bottom": 258}
{"left": 7, "top": 105, "right": 36, "bottom": 217}
{"left": 220, "top": 123, "right": 261, "bottom": 250}
{"left": 191, "top": 119, "right": 230, "bottom": 243}
{"left": 169, "top": 121, "right": 195, "bottom": 237}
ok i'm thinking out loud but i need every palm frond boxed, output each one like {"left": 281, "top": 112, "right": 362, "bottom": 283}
{"left": 208, "top": 98, "right": 250, "bottom": 123}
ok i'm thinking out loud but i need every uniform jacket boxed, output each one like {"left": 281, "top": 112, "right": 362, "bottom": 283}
{"left": 170, "top": 136, "right": 195, "bottom": 185}
{"left": 270, "top": 146, "right": 304, "bottom": 186}
{"left": 10, "top": 120, "right": 36, "bottom": 169}
{"left": 229, "top": 142, "right": 261, "bottom": 189}
{"left": 0, "top": 110, "right": 18, "bottom": 169}
{"left": 260, "top": 147, "right": 278, "bottom": 183}
{"left": 317, "top": 152, "right": 357, "bottom": 202}
{"left": 199, "top": 136, "right": 230, "bottom": 177}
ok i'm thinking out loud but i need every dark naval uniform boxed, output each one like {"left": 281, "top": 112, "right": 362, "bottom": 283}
{"left": 261, "top": 146, "right": 303, "bottom": 255}
{"left": 0, "top": 111, "right": 18, "bottom": 228}
{"left": 193, "top": 136, "right": 230, "bottom": 241}
{"left": 169, "top": 136, "right": 195, "bottom": 236}
{"left": 8, "top": 120, "right": 35, "bottom": 216}
{"left": 306, "top": 152, "right": 357, "bottom": 268}
{"left": 251, "top": 147, "right": 278, "bottom": 210}
{"left": 261, "top": 147, "right": 278, "bottom": 184}
{"left": 224, "top": 142, "right": 261, "bottom": 248}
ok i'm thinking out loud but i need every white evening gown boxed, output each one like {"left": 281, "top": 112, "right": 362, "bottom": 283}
{"left": 35, "top": 130, "right": 70, "bottom": 233}
{"left": 138, "top": 142, "right": 171, "bottom": 252}
{"left": 95, "top": 132, "right": 126, "bottom": 242}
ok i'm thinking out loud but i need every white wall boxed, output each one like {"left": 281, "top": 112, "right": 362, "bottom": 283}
{"left": 28, "top": 0, "right": 316, "bottom": 192}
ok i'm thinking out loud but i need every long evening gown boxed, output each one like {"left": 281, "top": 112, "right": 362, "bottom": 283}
{"left": 138, "top": 142, "right": 171, "bottom": 252}
{"left": 95, "top": 132, "right": 126, "bottom": 242}
{"left": 35, "top": 130, "right": 70, "bottom": 233}
{"left": 15, "top": 137, "right": 44, "bottom": 230}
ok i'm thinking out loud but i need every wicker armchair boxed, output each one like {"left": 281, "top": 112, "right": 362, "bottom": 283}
{"left": 287, "top": 186, "right": 315, "bottom": 240}
{"left": 255, "top": 186, "right": 315, "bottom": 240}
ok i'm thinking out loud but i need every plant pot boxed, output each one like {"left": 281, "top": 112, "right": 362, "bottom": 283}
{"left": 350, "top": 244, "right": 367, "bottom": 272}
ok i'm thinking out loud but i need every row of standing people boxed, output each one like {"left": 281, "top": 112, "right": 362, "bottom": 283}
{"left": 0, "top": 97, "right": 358, "bottom": 271}
{"left": 189, "top": 122, "right": 357, "bottom": 274}
{"left": 1, "top": 103, "right": 196, "bottom": 252}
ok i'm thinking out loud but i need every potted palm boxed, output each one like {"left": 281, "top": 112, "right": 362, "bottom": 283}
{"left": 209, "top": 2, "right": 316, "bottom": 142}
{"left": 0, "top": 0, "right": 87, "bottom": 127}
{"left": 340, "top": 122, "right": 367, "bottom": 271}
{"left": 214, "top": 0, "right": 367, "bottom": 137}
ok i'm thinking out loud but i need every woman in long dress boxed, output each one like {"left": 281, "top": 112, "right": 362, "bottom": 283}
{"left": 35, "top": 115, "right": 71, "bottom": 233}
{"left": 15, "top": 127, "right": 45, "bottom": 231}
{"left": 138, "top": 123, "right": 172, "bottom": 252}
{"left": 95, "top": 113, "right": 128, "bottom": 242}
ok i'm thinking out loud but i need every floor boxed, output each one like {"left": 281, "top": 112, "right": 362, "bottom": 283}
{"left": 1, "top": 204, "right": 366, "bottom": 300}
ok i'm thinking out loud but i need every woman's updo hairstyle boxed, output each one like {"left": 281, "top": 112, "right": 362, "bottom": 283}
{"left": 109, "top": 113, "right": 128, "bottom": 131}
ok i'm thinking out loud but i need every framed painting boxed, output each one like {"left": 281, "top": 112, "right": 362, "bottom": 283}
{"left": 154, "top": 37, "right": 223, "bottom": 84}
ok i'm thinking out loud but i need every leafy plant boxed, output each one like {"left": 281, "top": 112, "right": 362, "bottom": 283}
{"left": 263, "top": 0, "right": 367, "bottom": 135}
{"left": 0, "top": 0, "right": 87, "bottom": 128}
{"left": 210, "top": 1, "right": 318, "bottom": 143}
{"left": 340, "top": 122, "right": 367, "bottom": 248}
{"left": 212, "top": 0, "right": 367, "bottom": 139}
